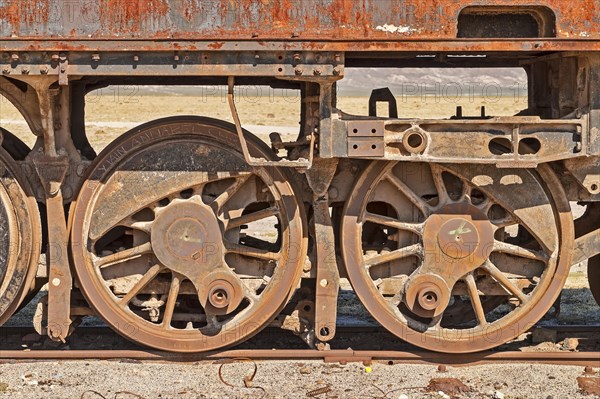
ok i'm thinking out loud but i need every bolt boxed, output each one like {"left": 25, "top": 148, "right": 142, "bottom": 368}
{"left": 333, "top": 67, "right": 341, "bottom": 75}
{"left": 319, "top": 279, "right": 328, "bottom": 287}
{"left": 91, "top": 53, "right": 100, "bottom": 62}
{"left": 584, "top": 365, "right": 594, "bottom": 374}
{"left": 51, "top": 54, "right": 59, "bottom": 61}
{"left": 173, "top": 54, "right": 180, "bottom": 61}
{"left": 293, "top": 53, "right": 301, "bottom": 62}
{"left": 2, "top": 67, "right": 9, "bottom": 74}
{"left": 251, "top": 32, "right": 259, "bottom": 38}
{"left": 11, "top": 53, "right": 18, "bottom": 61}
{"left": 60, "top": 68, "right": 66, "bottom": 73}
{"left": 40, "top": 65, "right": 48, "bottom": 74}
{"left": 52, "top": 278, "right": 61, "bottom": 287}
{"left": 328, "top": 186, "right": 338, "bottom": 200}
{"left": 133, "top": 55, "right": 139, "bottom": 62}
{"left": 438, "top": 364, "right": 448, "bottom": 373}
{"left": 294, "top": 67, "right": 303, "bottom": 75}
{"left": 21, "top": 66, "right": 29, "bottom": 74}
{"left": 76, "top": 164, "right": 87, "bottom": 177}
{"left": 334, "top": 53, "right": 341, "bottom": 62}
{"left": 313, "top": 68, "right": 321, "bottom": 76}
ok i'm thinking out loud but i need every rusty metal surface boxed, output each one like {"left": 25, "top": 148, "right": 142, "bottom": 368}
{"left": 1, "top": 0, "right": 599, "bottom": 43}
{"left": 0, "top": 347, "right": 597, "bottom": 367}
{"left": 0, "top": 147, "right": 41, "bottom": 326}
{"left": 69, "top": 116, "right": 307, "bottom": 352}
{"left": 340, "top": 161, "right": 574, "bottom": 353}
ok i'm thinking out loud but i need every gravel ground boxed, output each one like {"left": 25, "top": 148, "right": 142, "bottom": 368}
{"left": 0, "top": 359, "right": 597, "bottom": 399}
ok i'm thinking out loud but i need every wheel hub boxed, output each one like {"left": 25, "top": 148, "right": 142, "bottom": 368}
{"left": 404, "top": 203, "right": 495, "bottom": 318}
{"left": 437, "top": 218, "right": 479, "bottom": 259}
{"left": 152, "top": 201, "right": 224, "bottom": 271}
{"left": 404, "top": 274, "right": 451, "bottom": 318}
{"left": 151, "top": 199, "right": 244, "bottom": 313}
{"left": 205, "top": 271, "right": 244, "bottom": 315}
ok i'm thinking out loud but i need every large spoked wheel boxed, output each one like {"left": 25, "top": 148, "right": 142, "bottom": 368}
{"left": 70, "top": 117, "right": 306, "bottom": 352}
{"left": 0, "top": 147, "right": 40, "bottom": 325}
{"left": 341, "top": 161, "right": 573, "bottom": 353}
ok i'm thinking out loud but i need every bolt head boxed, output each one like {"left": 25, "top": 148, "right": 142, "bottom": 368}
{"left": 294, "top": 67, "right": 303, "bottom": 75}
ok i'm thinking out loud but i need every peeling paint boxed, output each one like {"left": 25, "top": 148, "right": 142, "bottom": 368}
{"left": 375, "top": 24, "right": 416, "bottom": 34}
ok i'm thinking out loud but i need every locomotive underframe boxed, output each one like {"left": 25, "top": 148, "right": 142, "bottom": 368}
{"left": 0, "top": 45, "right": 599, "bottom": 350}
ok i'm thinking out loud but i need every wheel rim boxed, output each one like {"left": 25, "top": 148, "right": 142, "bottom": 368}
{"left": 341, "top": 161, "right": 573, "bottom": 353}
{"left": 0, "top": 148, "right": 40, "bottom": 325}
{"left": 70, "top": 117, "right": 306, "bottom": 352}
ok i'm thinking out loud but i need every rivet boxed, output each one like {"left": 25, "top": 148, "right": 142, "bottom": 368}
{"left": 133, "top": 55, "right": 139, "bottom": 62}
{"left": 294, "top": 67, "right": 303, "bottom": 75}
{"left": 52, "top": 278, "right": 61, "bottom": 287}
{"left": 319, "top": 279, "right": 328, "bottom": 287}
{"left": 11, "top": 53, "right": 19, "bottom": 61}
{"left": 313, "top": 68, "right": 321, "bottom": 76}
{"left": 91, "top": 53, "right": 100, "bottom": 62}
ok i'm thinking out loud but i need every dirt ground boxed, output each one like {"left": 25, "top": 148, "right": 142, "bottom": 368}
{"left": 1, "top": 91, "right": 599, "bottom": 399}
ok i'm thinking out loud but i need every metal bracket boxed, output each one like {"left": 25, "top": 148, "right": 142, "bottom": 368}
{"left": 369, "top": 87, "right": 398, "bottom": 118}
{"left": 33, "top": 154, "right": 72, "bottom": 342}
{"left": 58, "top": 53, "right": 68, "bottom": 86}
{"left": 227, "top": 76, "right": 315, "bottom": 168}
{"left": 306, "top": 159, "right": 339, "bottom": 345}
{"left": 347, "top": 120, "right": 385, "bottom": 157}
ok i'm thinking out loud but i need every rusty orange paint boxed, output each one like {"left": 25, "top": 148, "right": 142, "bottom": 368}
{"left": 1, "top": 0, "right": 599, "bottom": 42}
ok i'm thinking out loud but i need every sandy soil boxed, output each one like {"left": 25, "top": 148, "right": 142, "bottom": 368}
{"left": 0, "top": 360, "right": 596, "bottom": 399}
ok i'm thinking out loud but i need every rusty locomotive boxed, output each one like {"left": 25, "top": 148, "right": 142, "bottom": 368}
{"left": 0, "top": 0, "right": 599, "bottom": 353}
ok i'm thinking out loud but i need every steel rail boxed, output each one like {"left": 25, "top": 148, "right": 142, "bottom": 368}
{"left": 0, "top": 324, "right": 598, "bottom": 366}
{"left": 0, "top": 348, "right": 598, "bottom": 367}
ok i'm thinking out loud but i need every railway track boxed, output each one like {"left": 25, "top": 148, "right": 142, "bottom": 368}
{"left": 0, "top": 325, "right": 598, "bottom": 367}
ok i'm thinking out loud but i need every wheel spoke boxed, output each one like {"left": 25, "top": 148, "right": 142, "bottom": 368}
{"left": 119, "top": 264, "right": 163, "bottom": 306}
{"left": 162, "top": 272, "right": 182, "bottom": 329}
{"left": 464, "top": 273, "right": 487, "bottom": 326}
{"left": 493, "top": 240, "right": 548, "bottom": 262}
{"left": 491, "top": 214, "right": 518, "bottom": 229}
{"left": 364, "top": 243, "right": 422, "bottom": 268}
{"left": 128, "top": 220, "right": 153, "bottom": 234}
{"left": 480, "top": 260, "right": 528, "bottom": 303}
{"left": 429, "top": 164, "right": 450, "bottom": 206}
{"left": 211, "top": 174, "right": 252, "bottom": 213}
{"left": 459, "top": 180, "right": 471, "bottom": 201}
{"left": 224, "top": 241, "right": 280, "bottom": 261}
{"left": 363, "top": 212, "right": 423, "bottom": 236}
{"left": 385, "top": 173, "right": 431, "bottom": 216}
{"left": 94, "top": 242, "right": 153, "bottom": 269}
{"left": 225, "top": 206, "right": 278, "bottom": 231}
